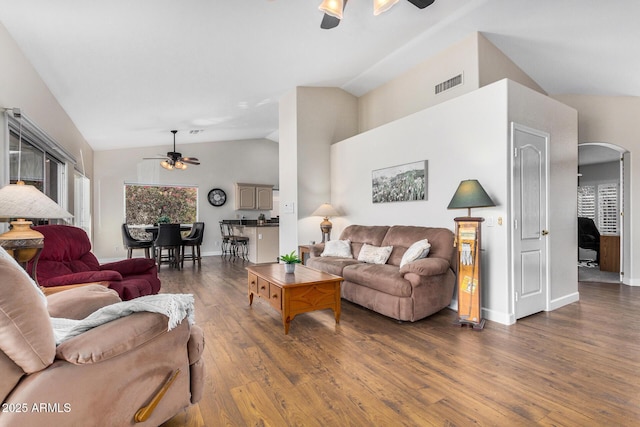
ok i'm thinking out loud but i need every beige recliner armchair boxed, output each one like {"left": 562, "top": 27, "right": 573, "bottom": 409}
{"left": 0, "top": 249, "right": 205, "bottom": 427}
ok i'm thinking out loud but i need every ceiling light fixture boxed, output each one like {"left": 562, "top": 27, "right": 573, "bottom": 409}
{"left": 318, "top": 0, "right": 344, "bottom": 19}
{"left": 320, "top": 0, "right": 434, "bottom": 30}
{"left": 156, "top": 130, "right": 200, "bottom": 171}
{"left": 373, "top": 0, "right": 400, "bottom": 15}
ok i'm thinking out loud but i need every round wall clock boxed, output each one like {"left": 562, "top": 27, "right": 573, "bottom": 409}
{"left": 207, "top": 188, "right": 227, "bottom": 206}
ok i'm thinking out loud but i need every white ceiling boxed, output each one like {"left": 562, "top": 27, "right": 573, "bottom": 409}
{"left": 1, "top": 0, "right": 639, "bottom": 151}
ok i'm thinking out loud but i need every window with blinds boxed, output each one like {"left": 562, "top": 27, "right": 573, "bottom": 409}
{"left": 598, "top": 183, "right": 618, "bottom": 234}
{"left": 578, "top": 186, "right": 595, "bottom": 219}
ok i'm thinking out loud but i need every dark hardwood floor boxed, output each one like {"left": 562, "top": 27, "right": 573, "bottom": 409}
{"left": 161, "top": 256, "right": 640, "bottom": 426}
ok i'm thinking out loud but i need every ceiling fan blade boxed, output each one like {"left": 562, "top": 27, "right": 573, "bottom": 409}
{"left": 406, "top": 0, "right": 435, "bottom": 9}
{"left": 321, "top": 14, "right": 341, "bottom": 29}
{"left": 143, "top": 156, "right": 169, "bottom": 160}
{"left": 182, "top": 159, "right": 200, "bottom": 165}
{"left": 320, "top": 0, "right": 348, "bottom": 30}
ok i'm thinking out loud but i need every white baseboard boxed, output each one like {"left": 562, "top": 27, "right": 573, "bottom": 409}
{"left": 549, "top": 292, "right": 580, "bottom": 311}
{"left": 482, "top": 308, "right": 516, "bottom": 325}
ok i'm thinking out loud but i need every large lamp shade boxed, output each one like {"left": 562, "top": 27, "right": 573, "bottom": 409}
{"left": 311, "top": 203, "right": 341, "bottom": 243}
{"left": 0, "top": 182, "right": 73, "bottom": 264}
{"left": 447, "top": 180, "right": 495, "bottom": 217}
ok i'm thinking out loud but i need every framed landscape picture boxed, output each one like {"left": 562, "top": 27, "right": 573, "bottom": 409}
{"left": 372, "top": 160, "right": 427, "bottom": 203}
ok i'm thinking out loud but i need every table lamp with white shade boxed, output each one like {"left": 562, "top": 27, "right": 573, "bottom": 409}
{"left": 0, "top": 181, "right": 73, "bottom": 270}
{"left": 311, "top": 203, "right": 341, "bottom": 243}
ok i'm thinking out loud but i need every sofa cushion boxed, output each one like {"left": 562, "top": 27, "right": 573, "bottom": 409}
{"left": 342, "top": 263, "right": 412, "bottom": 297}
{"left": 382, "top": 226, "right": 454, "bottom": 266}
{"left": 400, "top": 239, "right": 431, "bottom": 267}
{"left": 357, "top": 243, "right": 393, "bottom": 265}
{"left": 306, "top": 257, "right": 360, "bottom": 276}
{"left": 321, "top": 239, "right": 352, "bottom": 258}
{"left": 339, "top": 225, "right": 389, "bottom": 260}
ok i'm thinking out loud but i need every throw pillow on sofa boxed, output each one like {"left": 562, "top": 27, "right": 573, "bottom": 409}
{"left": 358, "top": 243, "right": 393, "bottom": 265}
{"left": 399, "top": 239, "right": 431, "bottom": 267}
{"left": 321, "top": 240, "right": 353, "bottom": 258}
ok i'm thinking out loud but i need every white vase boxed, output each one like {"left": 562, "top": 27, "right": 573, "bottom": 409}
{"left": 284, "top": 263, "right": 296, "bottom": 274}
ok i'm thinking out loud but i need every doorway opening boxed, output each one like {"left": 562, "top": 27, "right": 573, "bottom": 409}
{"left": 577, "top": 142, "right": 628, "bottom": 284}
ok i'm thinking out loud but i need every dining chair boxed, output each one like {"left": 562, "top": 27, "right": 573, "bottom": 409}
{"left": 154, "top": 223, "right": 183, "bottom": 269}
{"left": 219, "top": 222, "right": 232, "bottom": 258}
{"left": 181, "top": 222, "right": 205, "bottom": 268}
{"left": 121, "top": 224, "right": 153, "bottom": 258}
{"left": 224, "top": 223, "right": 249, "bottom": 261}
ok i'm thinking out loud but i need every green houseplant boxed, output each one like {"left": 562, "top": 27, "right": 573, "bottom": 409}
{"left": 279, "top": 250, "right": 301, "bottom": 273}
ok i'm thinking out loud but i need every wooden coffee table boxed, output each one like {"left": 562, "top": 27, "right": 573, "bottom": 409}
{"left": 246, "top": 264, "right": 342, "bottom": 334}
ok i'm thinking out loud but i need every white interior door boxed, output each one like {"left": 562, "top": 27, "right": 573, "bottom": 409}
{"left": 511, "top": 123, "right": 549, "bottom": 319}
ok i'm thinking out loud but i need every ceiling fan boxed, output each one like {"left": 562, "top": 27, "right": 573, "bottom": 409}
{"left": 320, "top": 0, "right": 435, "bottom": 29}
{"left": 146, "top": 130, "right": 200, "bottom": 170}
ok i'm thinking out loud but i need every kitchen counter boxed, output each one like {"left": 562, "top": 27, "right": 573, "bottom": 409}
{"left": 225, "top": 221, "right": 279, "bottom": 264}
{"left": 222, "top": 219, "right": 279, "bottom": 227}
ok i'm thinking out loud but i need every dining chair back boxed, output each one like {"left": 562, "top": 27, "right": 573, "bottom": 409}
{"left": 154, "top": 223, "right": 183, "bottom": 269}
{"left": 121, "top": 224, "right": 153, "bottom": 259}
{"left": 181, "top": 222, "right": 205, "bottom": 268}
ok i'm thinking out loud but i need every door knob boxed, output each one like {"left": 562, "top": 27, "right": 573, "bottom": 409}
{"left": 541, "top": 230, "right": 549, "bottom": 236}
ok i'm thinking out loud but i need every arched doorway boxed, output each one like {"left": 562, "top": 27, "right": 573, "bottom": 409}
{"left": 578, "top": 142, "right": 629, "bottom": 284}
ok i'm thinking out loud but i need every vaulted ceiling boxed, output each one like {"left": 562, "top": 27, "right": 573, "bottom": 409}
{"left": 1, "top": 0, "right": 638, "bottom": 151}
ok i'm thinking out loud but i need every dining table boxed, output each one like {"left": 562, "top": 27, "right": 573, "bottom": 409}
{"left": 143, "top": 224, "right": 193, "bottom": 241}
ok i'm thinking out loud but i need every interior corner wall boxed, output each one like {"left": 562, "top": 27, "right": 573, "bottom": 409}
{"left": 553, "top": 94, "right": 640, "bottom": 286}
{"left": 0, "top": 23, "right": 94, "bottom": 203}
{"left": 279, "top": 87, "right": 358, "bottom": 255}
{"left": 477, "top": 33, "right": 546, "bottom": 95}
{"left": 507, "top": 80, "right": 579, "bottom": 310}
{"left": 278, "top": 89, "right": 300, "bottom": 255}
{"left": 332, "top": 80, "right": 511, "bottom": 323}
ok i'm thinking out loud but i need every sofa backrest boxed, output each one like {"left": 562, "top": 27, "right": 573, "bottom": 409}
{"left": 337, "top": 224, "right": 455, "bottom": 268}
{"left": 30, "top": 225, "right": 101, "bottom": 282}
{"left": 382, "top": 225, "right": 455, "bottom": 267}
{"left": 339, "top": 225, "right": 389, "bottom": 260}
{"left": 0, "top": 248, "right": 55, "bottom": 400}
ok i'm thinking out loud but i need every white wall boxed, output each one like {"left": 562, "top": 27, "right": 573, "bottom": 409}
{"left": 0, "top": 23, "right": 94, "bottom": 222}
{"left": 330, "top": 79, "right": 577, "bottom": 324}
{"left": 93, "top": 138, "right": 278, "bottom": 260}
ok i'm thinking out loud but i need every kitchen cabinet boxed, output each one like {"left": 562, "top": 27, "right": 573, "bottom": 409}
{"left": 235, "top": 183, "right": 273, "bottom": 210}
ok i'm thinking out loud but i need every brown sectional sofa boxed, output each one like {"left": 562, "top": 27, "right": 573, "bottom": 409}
{"left": 307, "top": 225, "right": 456, "bottom": 322}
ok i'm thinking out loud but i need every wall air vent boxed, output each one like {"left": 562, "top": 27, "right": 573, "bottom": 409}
{"left": 435, "top": 73, "right": 463, "bottom": 95}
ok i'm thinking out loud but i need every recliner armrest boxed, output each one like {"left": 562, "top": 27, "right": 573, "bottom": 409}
{"left": 309, "top": 243, "right": 325, "bottom": 258}
{"left": 100, "top": 258, "right": 156, "bottom": 275}
{"left": 40, "top": 270, "right": 123, "bottom": 288}
{"left": 56, "top": 312, "right": 189, "bottom": 365}
{"left": 47, "top": 284, "right": 121, "bottom": 319}
{"left": 399, "top": 257, "right": 451, "bottom": 276}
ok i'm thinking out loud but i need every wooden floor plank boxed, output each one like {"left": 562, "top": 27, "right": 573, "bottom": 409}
{"left": 160, "top": 257, "right": 640, "bottom": 426}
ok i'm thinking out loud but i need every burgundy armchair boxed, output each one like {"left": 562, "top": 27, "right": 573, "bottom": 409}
{"left": 29, "top": 225, "right": 160, "bottom": 300}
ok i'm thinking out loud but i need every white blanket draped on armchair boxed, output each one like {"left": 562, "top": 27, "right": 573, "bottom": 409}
{"left": 50, "top": 293, "right": 195, "bottom": 345}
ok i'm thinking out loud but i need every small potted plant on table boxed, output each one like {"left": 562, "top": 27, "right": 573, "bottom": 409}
{"left": 279, "top": 250, "right": 301, "bottom": 273}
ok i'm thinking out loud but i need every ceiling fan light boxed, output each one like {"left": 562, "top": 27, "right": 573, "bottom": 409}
{"left": 175, "top": 161, "right": 187, "bottom": 170}
{"left": 373, "top": 0, "right": 399, "bottom": 15}
{"left": 161, "top": 160, "right": 174, "bottom": 170}
{"left": 319, "top": 0, "right": 343, "bottom": 19}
